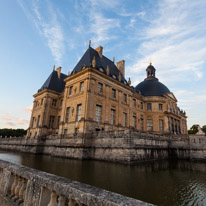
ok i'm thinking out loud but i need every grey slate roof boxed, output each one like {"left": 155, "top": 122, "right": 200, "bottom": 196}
{"left": 70, "top": 47, "right": 128, "bottom": 84}
{"left": 135, "top": 77, "right": 170, "bottom": 96}
{"left": 38, "top": 70, "right": 68, "bottom": 93}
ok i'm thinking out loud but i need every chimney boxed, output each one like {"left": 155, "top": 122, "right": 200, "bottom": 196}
{"left": 95, "top": 46, "right": 103, "bottom": 57}
{"left": 56, "top": 67, "right": 62, "bottom": 78}
{"left": 116, "top": 60, "right": 125, "bottom": 77}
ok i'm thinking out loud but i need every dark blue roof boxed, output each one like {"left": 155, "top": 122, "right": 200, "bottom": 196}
{"left": 38, "top": 70, "right": 68, "bottom": 93}
{"left": 135, "top": 78, "right": 170, "bottom": 96}
{"left": 71, "top": 47, "right": 128, "bottom": 84}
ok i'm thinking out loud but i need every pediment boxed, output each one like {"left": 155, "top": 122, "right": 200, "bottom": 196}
{"left": 164, "top": 92, "right": 177, "bottom": 101}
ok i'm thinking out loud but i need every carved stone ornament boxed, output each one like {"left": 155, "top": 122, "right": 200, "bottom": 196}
{"left": 106, "top": 65, "right": 110, "bottom": 75}
{"left": 92, "top": 56, "right": 96, "bottom": 67}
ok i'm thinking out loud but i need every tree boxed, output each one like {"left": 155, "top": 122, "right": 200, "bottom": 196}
{"left": 202, "top": 125, "right": 206, "bottom": 135}
{"left": 188, "top": 124, "right": 199, "bottom": 134}
{"left": 0, "top": 129, "right": 27, "bottom": 138}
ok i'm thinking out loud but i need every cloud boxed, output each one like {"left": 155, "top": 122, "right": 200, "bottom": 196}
{"left": 18, "top": 0, "right": 64, "bottom": 65}
{"left": 90, "top": 13, "right": 120, "bottom": 46}
{"left": 16, "top": 118, "right": 29, "bottom": 124}
{"left": 24, "top": 105, "right": 32, "bottom": 114}
{"left": 2, "top": 113, "right": 13, "bottom": 121}
{"left": 1, "top": 113, "right": 29, "bottom": 128}
{"left": 127, "top": 0, "right": 206, "bottom": 84}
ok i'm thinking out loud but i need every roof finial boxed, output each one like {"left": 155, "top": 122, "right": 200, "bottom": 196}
{"left": 149, "top": 61, "right": 152, "bottom": 65}
{"left": 53, "top": 65, "right": 55, "bottom": 70}
{"left": 89, "top": 40, "right": 91, "bottom": 47}
{"left": 113, "top": 57, "right": 115, "bottom": 63}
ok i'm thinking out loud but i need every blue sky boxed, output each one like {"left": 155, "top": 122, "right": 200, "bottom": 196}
{"left": 0, "top": 0, "right": 206, "bottom": 129}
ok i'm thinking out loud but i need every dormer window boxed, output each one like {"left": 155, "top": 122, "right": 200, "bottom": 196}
{"left": 99, "top": 67, "right": 104, "bottom": 72}
{"left": 112, "top": 74, "right": 117, "bottom": 79}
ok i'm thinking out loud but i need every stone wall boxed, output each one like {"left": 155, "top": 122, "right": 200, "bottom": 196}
{"left": 0, "top": 131, "right": 205, "bottom": 163}
{"left": 0, "top": 159, "right": 154, "bottom": 206}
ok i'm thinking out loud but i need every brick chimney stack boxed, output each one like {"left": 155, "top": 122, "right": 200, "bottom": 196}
{"left": 95, "top": 46, "right": 103, "bottom": 58}
{"left": 56, "top": 67, "right": 62, "bottom": 78}
{"left": 117, "top": 60, "right": 125, "bottom": 77}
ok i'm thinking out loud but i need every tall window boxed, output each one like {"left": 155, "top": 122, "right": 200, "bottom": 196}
{"left": 76, "top": 104, "right": 82, "bottom": 121}
{"left": 66, "top": 107, "right": 70, "bottom": 123}
{"left": 37, "top": 115, "right": 40, "bottom": 127}
{"left": 133, "top": 116, "right": 136, "bottom": 128}
{"left": 159, "top": 104, "right": 163, "bottom": 111}
{"left": 159, "top": 119, "right": 164, "bottom": 132}
{"left": 41, "top": 99, "right": 43, "bottom": 105}
{"left": 57, "top": 116, "right": 60, "bottom": 129}
{"left": 80, "top": 82, "right": 84, "bottom": 92}
{"left": 69, "top": 86, "right": 73, "bottom": 95}
{"left": 110, "top": 109, "right": 115, "bottom": 125}
{"left": 98, "top": 83, "right": 103, "bottom": 93}
{"left": 140, "top": 118, "right": 144, "bottom": 130}
{"left": 123, "top": 94, "right": 127, "bottom": 103}
{"left": 140, "top": 102, "right": 143, "bottom": 110}
{"left": 147, "top": 103, "right": 152, "bottom": 111}
{"left": 60, "top": 99, "right": 63, "bottom": 107}
{"left": 95, "top": 105, "right": 102, "bottom": 123}
{"left": 147, "top": 119, "right": 153, "bottom": 131}
{"left": 112, "top": 89, "right": 116, "bottom": 98}
{"left": 49, "top": 116, "right": 55, "bottom": 129}
{"left": 32, "top": 117, "right": 36, "bottom": 128}
{"left": 52, "top": 99, "right": 57, "bottom": 107}
{"left": 123, "top": 112, "right": 127, "bottom": 127}
{"left": 133, "top": 99, "right": 136, "bottom": 107}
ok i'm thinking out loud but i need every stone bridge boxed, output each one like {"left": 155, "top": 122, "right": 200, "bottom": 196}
{"left": 0, "top": 159, "right": 154, "bottom": 206}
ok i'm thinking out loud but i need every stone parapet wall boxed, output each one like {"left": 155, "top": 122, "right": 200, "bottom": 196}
{"left": 0, "top": 131, "right": 205, "bottom": 162}
{"left": 0, "top": 159, "right": 154, "bottom": 206}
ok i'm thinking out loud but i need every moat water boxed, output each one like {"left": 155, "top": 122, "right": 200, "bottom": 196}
{"left": 0, "top": 150, "right": 206, "bottom": 206}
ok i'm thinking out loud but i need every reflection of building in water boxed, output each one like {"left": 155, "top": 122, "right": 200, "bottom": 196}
{"left": 27, "top": 43, "right": 187, "bottom": 137}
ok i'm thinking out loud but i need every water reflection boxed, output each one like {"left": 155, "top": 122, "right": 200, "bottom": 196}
{"left": 0, "top": 150, "right": 206, "bottom": 206}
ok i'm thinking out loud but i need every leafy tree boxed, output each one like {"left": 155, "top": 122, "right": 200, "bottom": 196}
{"left": 202, "top": 125, "right": 206, "bottom": 135}
{"left": 0, "top": 129, "right": 27, "bottom": 138}
{"left": 188, "top": 124, "right": 199, "bottom": 134}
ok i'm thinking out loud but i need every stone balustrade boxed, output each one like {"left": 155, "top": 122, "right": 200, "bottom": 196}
{"left": 0, "top": 159, "right": 154, "bottom": 206}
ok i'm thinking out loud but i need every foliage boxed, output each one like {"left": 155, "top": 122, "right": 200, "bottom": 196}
{"left": 202, "top": 125, "right": 206, "bottom": 135}
{"left": 0, "top": 128, "right": 27, "bottom": 138}
{"left": 188, "top": 124, "right": 199, "bottom": 134}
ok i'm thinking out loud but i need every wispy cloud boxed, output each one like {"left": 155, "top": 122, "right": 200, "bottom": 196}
{"left": 24, "top": 105, "right": 32, "bottom": 114}
{"left": 127, "top": 0, "right": 206, "bottom": 84}
{"left": 18, "top": 0, "right": 64, "bottom": 65}
{"left": 1, "top": 113, "right": 29, "bottom": 128}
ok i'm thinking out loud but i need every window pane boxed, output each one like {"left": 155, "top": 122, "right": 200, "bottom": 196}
{"left": 147, "top": 103, "right": 152, "bottom": 110}
{"left": 159, "top": 119, "right": 164, "bottom": 131}
{"left": 140, "top": 118, "right": 144, "bottom": 130}
{"left": 147, "top": 119, "right": 153, "bottom": 131}
{"left": 76, "top": 104, "right": 82, "bottom": 121}
{"left": 133, "top": 116, "right": 136, "bottom": 128}
{"left": 123, "top": 112, "right": 127, "bottom": 127}
{"left": 95, "top": 105, "right": 102, "bottom": 122}
{"left": 110, "top": 109, "right": 115, "bottom": 125}
{"left": 159, "top": 104, "right": 163, "bottom": 110}
{"left": 112, "top": 89, "right": 116, "bottom": 98}
{"left": 66, "top": 107, "right": 70, "bottom": 123}
{"left": 80, "top": 82, "right": 84, "bottom": 92}
{"left": 98, "top": 83, "right": 103, "bottom": 93}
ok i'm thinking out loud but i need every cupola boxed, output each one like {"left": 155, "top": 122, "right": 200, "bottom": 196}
{"left": 146, "top": 61, "right": 156, "bottom": 79}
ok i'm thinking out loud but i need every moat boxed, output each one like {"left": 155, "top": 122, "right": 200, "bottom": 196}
{"left": 0, "top": 150, "right": 206, "bottom": 206}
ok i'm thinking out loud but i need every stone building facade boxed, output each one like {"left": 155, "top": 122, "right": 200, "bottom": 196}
{"left": 27, "top": 44, "right": 187, "bottom": 137}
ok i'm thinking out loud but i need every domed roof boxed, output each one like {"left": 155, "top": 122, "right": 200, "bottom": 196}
{"left": 135, "top": 64, "right": 170, "bottom": 96}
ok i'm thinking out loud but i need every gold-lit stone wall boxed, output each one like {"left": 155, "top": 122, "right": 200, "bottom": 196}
{"left": 27, "top": 66, "right": 187, "bottom": 137}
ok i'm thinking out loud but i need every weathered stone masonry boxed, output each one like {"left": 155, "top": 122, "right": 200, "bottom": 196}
{"left": 0, "top": 159, "right": 154, "bottom": 206}
{"left": 0, "top": 131, "right": 205, "bottom": 163}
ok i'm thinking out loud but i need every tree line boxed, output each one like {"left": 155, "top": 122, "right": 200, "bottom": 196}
{"left": 0, "top": 129, "right": 27, "bottom": 138}
{"left": 188, "top": 125, "right": 206, "bottom": 134}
